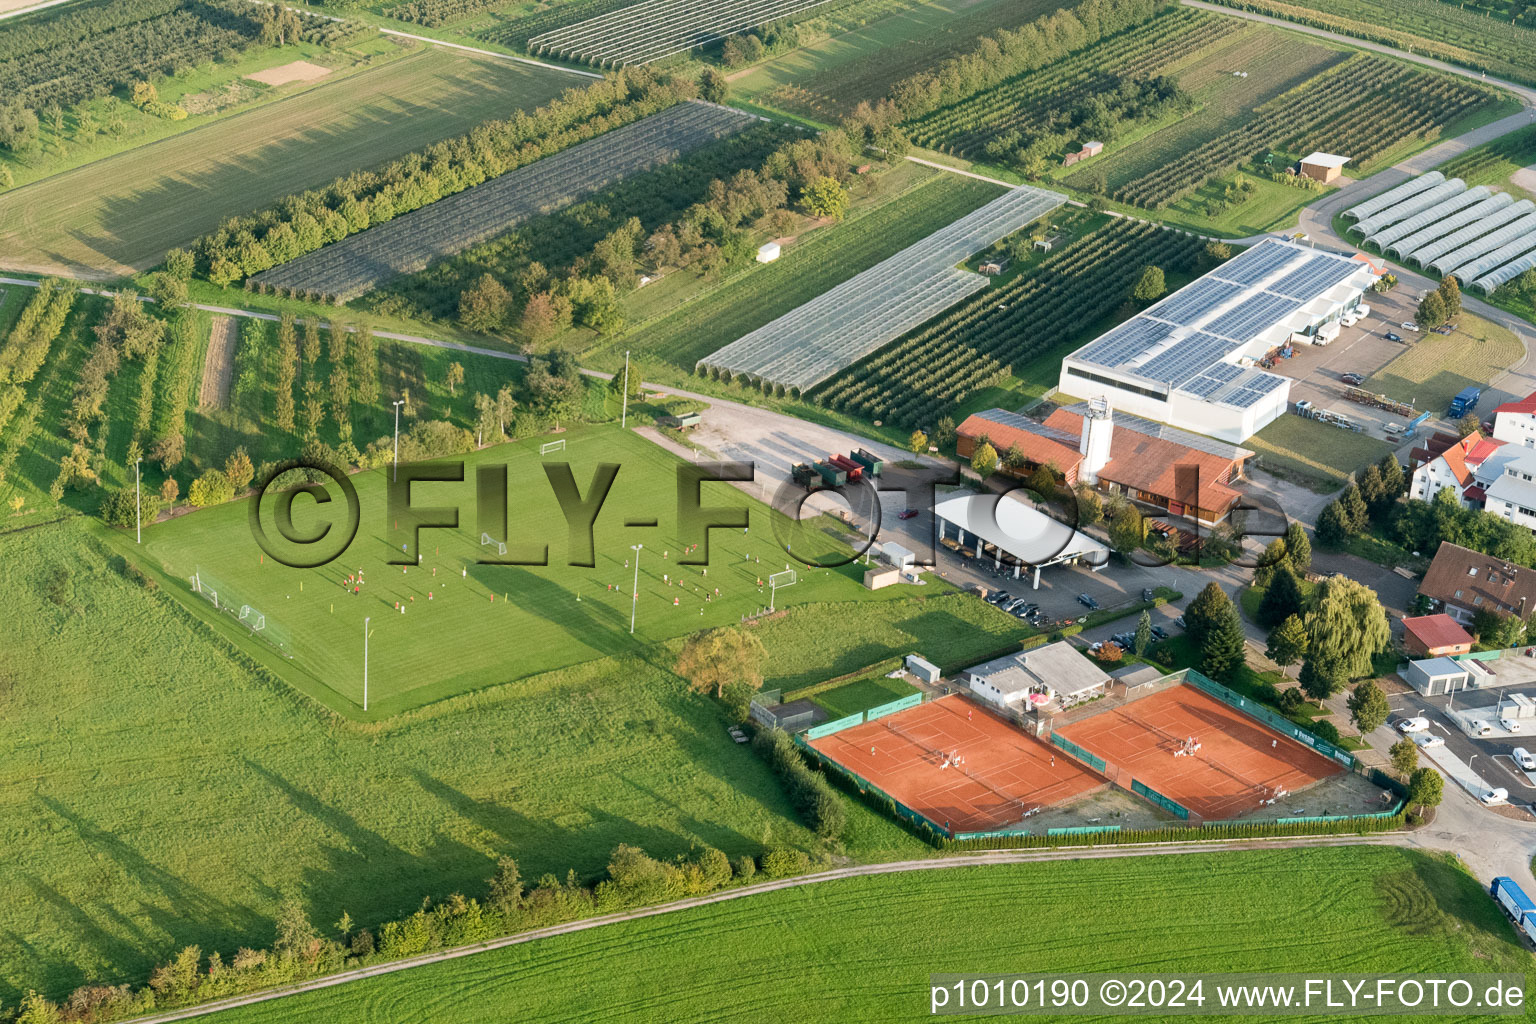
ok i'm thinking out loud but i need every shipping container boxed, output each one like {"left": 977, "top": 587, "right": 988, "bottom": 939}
{"left": 814, "top": 461, "right": 847, "bottom": 487}
{"left": 829, "top": 455, "right": 863, "bottom": 480}
{"left": 850, "top": 448, "right": 884, "bottom": 476}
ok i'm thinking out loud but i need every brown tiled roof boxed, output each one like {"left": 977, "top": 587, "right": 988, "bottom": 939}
{"left": 1401, "top": 613, "right": 1473, "bottom": 651}
{"left": 956, "top": 413, "right": 1083, "bottom": 475}
{"left": 1044, "top": 409, "right": 1241, "bottom": 514}
{"left": 1419, "top": 541, "right": 1536, "bottom": 617}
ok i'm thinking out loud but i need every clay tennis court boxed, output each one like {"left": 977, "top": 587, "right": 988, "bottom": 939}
{"left": 808, "top": 695, "right": 1104, "bottom": 833}
{"left": 1055, "top": 684, "right": 1342, "bottom": 820}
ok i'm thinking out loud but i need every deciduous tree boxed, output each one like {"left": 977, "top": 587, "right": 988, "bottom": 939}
{"left": 674, "top": 627, "right": 766, "bottom": 698}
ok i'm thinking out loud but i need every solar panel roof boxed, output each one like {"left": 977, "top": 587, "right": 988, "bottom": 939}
{"left": 1203, "top": 291, "right": 1301, "bottom": 340}
{"left": 1179, "top": 362, "right": 1243, "bottom": 398}
{"left": 1144, "top": 278, "right": 1245, "bottom": 326}
{"left": 1136, "top": 332, "right": 1234, "bottom": 387}
{"left": 1210, "top": 241, "right": 1298, "bottom": 285}
{"left": 1075, "top": 316, "right": 1170, "bottom": 367}
{"left": 1267, "top": 255, "right": 1359, "bottom": 299}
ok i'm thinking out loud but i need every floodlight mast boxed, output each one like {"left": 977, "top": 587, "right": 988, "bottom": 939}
{"left": 630, "top": 543, "right": 643, "bottom": 634}
{"left": 391, "top": 399, "right": 406, "bottom": 482}
{"left": 135, "top": 456, "right": 142, "bottom": 544}
{"left": 363, "top": 617, "right": 371, "bottom": 712}
{"left": 621, "top": 349, "right": 631, "bottom": 429}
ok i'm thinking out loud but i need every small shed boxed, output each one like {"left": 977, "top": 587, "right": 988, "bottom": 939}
{"left": 1081, "top": 140, "right": 1104, "bottom": 157}
{"left": 863, "top": 567, "right": 900, "bottom": 590}
{"left": 905, "top": 654, "right": 941, "bottom": 684}
{"left": 1299, "top": 152, "right": 1350, "bottom": 183}
{"left": 1402, "top": 656, "right": 1471, "bottom": 696}
{"left": 1402, "top": 613, "right": 1473, "bottom": 658}
{"left": 1034, "top": 233, "right": 1065, "bottom": 253}
{"left": 979, "top": 258, "right": 1009, "bottom": 276}
{"left": 881, "top": 541, "right": 915, "bottom": 570}
{"left": 756, "top": 241, "right": 781, "bottom": 263}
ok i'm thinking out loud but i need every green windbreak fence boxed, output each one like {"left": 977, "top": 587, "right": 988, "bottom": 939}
{"left": 1184, "top": 671, "right": 1356, "bottom": 769}
{"left": 1132, "top": 778, "right": 1190, "bottom": 819}
{"left": 865, "top": 692, "right": 923, "bottom": 722}
{"left": 1050, "top": 732, "right": 1107, "bottom": 773}
{"left": 954, "top": 827, "right": 1033, "bottom": 840}
{"left": 805, "top": 713, "right": 863, "bottom": 740}
{"left": 1048, "top": 825, "right": 1122, "bottom": 837}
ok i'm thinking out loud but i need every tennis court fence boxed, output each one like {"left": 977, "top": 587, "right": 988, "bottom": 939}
{"left": 1183, "top": 670, "right": 1356, "bottom": 769}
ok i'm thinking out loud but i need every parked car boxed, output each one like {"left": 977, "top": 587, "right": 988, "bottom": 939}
{"left": 1141, "top": 587, "right": 1155, "bottom": 601}
{"left": 1341, "top": 372, "right": 1365, "bottom": 386}
{"left": 1151, "top": 625, "right": 1169, "bottom": 641}
{"left": 1003, "top": 598, "right": 1028, "bottom": 613}
{"left": 1400, "top": 321, "right": 1421, "bottom": 332}
{"left": 1481, "top": 787, "right": 1509, "bottom": 807}
{"left": 1077, "top": 593, "right": 1100, "bottom": 610}
{"left": 1503, "top": 717, "right": 1523, "bottom": 733}
{"left": 1396, "top": 716, "right": 1431, "bottom": 734}
{"left": 898, "top": 508, "right": 920, "bottom": 520}
{"left": 1414, "top": 733, "right": 1445, "bottom": 749}
{"left": 1514, "top": 747, "right": 1536, "bottom": 771}
{"left": 1174, "top": 615, "right": 1186, "bottom": 629}
{"left": 1010, "top": 605, "right": 1033, "bottom": 620}
{"left": 987, "top": 591, "right": 1011, "bottom": 606}
{"left": 1385, "top": 331, "right": 1403, "bottom": 343}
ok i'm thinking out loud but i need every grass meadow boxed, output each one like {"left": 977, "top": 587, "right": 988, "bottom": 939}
{"left": 211, "top": 847, "right": 1532, "bottom": 1023}
{"left": 0, "top": 515, "right": 1036, "bottom": 1004}
{"left": 135, "top": 423, "right": 928, "bottom": 715}
{"left": 1364, "top": 315, "right": 1523, "bottom": 414}
{"left": 0, "top": 47, "right": 573, "bottom": 276}
{"left": 1246, "top": 415, "right": 1396, "bottom": 492}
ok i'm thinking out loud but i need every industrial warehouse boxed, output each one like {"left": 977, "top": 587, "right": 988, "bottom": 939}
{"left": 1346, "top": 170, "right": 1536, "bottom": 291}
{"left": 1057, "top": 238, "right": 1378, "bottom": 442}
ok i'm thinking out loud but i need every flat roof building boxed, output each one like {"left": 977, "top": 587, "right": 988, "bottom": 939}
{"left": 960, "top": 642, "right": 1111, "bottom": 711}
{"left": 1058, "top": 239, "right": 1377, "bottom": 442}
{"left": 1299, "top": 152, "right": 1349, "bottom": 183}
{"left": 933, "top": 489, "right": 1109, "bottom": 589}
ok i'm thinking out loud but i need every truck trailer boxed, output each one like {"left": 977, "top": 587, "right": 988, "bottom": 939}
{"left": 850, "top": 448, "right": 883, "bottom": 477}
{"left": 1491, "top": 876, "right": 1536, "bottom": 927}
{"left": 1448, "top": 386, "right": 1482, "bottom": 419}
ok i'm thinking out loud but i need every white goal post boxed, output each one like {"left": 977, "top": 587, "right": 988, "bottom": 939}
{"left": 539, "top": 439, "right": 566, "bottom": 456}
{"left": 481, "top": 532, "right": 508, "bottom": 556}
{"left": 768, "top": 568, "right": 798, "bottom": 611}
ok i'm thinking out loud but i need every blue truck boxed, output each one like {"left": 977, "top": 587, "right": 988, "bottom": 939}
{"left": 1490, "top": 876, "right": 1536, "bottom": 944}
{"left": 1448, "top": 386, "right": 1482, "bottom": 419}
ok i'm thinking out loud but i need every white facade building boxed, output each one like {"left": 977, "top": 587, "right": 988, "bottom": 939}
{"left": 1058, "top": 239, "right": 1377, "bottom": 443}
{"left": 1492, "top": 392, "right": 1536, "bottom": 449}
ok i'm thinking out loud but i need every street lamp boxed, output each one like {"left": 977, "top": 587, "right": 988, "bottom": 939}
{"left": 363, "top": 617, "right": 371, "bottom": 712}
{"left": 621, "top": 349, "right": 631, "bottom": 429}
{"left": 135, "top": 456, "right": 143, "bottom": 544}
{"left": 391, "top": 399, "right": 405, "bottom": 482}
{"left": 630, "top": 543, "right": 643, "bottom": 635}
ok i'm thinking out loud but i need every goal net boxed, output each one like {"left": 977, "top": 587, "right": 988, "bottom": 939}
{"left": 187, "top": 570, "right": 290, "bottom": 657}
{"left": 481, "top": 532, "right": 508, "bottom": 556}
{"left": 539, "top": 439, "right": 566, "bottom": 456}
{"left": 768, "top": 569, "right": 798, "bottom": 589}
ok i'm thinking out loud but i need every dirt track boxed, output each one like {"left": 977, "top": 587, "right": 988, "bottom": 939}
{"left": 198, "top": 316, "right": 236, "bottom": 410}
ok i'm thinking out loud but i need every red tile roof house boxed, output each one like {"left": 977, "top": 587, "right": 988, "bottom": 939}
{"left": 1417, "top": 541, "right": 1536, "bottom": 626}
{"left": 1408, "top": 430, "right": 1505, "bottom": 507}
{"left": 1400, "top": 613, "right": 1474, "bottom": 658}
{"left": 955, "top": 404, "right": 1254, "bottom": 525}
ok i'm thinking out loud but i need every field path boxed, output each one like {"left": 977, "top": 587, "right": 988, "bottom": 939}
{"left": 198, "top": 316, "right": 237, "bottom": 410}
{"left": 114, "top": 833, "right": 1421, "bottom": 1024}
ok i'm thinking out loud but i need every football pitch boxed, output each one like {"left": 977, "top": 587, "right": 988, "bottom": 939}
{"left": 137, "top": 425, "right": 917, "bottom": 715}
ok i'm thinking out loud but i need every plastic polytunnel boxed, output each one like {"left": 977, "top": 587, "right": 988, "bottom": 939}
{"left": 1408, "top": 198, "right": 1532, "bottom": 267}
{"left": 1367, "top": 186, "right": 1489, "bottom": 250}
{"left": 1474, "top": 249, "right": 1536, "bottom": 295}
{"left": 1351, "top": 179, "right": 1466, "bottom": 237}
{"left": 1429, "top": 208, "right": 1536, "bottom": 276}
{"left": 1343, "top": 172, "right": 1444, "bottom": 222}
{"left": 1386, "top": 192, "right": 1512, "bottom": 259}
{"left": 1452, "top": 232, "right": 1536, "bottom": 285}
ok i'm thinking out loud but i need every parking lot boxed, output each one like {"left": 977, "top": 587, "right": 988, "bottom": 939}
{"left": 1280, "top": 285, "right": 1439, "bottom": 441}
{"left": 1388, "top": 666, "right": 1536, "bottom": 808}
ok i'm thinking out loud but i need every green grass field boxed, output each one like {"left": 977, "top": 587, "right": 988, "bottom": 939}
{"left": 1246, "top": 414, "right": 1396, "bottom": 492}
{"left": 0, "top": 516, "right": 1037, "bottom": 1004}
{"left": 582, "top": 169, "right": 1003, "bottom": 374}
{"left": 135, "top": 423, "right": 924, "bottom": 715}
{"left": 0, "top": 47, "right": 573, "bottom": 276}
{"left": 210, "top": 847, "right": 1531, "bottom": 1023}
{"left": 1365, "top": 315, "right": 1523, "bottom": 414}
{"left": 810, "top": 673, "right": 919, "bottom": 719}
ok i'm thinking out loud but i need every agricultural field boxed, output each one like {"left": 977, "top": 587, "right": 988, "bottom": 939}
{"left": 1090, "top": 51, "right": 1502, "bottom": 209}
{"left": 904, "top": 7, "right": 1245, "bottom": 161}
{"left": 376, "top": 120, "right": 800, "bottom": 320}
{"left": 1205, "top": 0, "right": 1536, "bottom": 86}
{"left": 213, "top": 847, "right": 1531, "bottom": 1023}
{"left": 582, "top": 168, "right": 1002, "bottom": 374}
{"left": 697, "top": 184, "right": 1064, "bottom": 392}
{"left": 251, "top": 101, "right": 759, "bottom": 300}
{"left": 1440, "top": 125, "right": 1536, "bottom": 200}
{"left": 526, "top": 0, "right": 843, "bottom": 65}
{"left": 731, "top": 0, "right": 1064, "bottom": 121}
{"left": 0, "top": 515, "right": 1035, "bottom": 1004}
{"left": 813, "top": 220, "right": 1206, "bottom": 429}
{"left": 0, "top": 47, "right": 576, "bottom": 276}
{"left": 1364, "top": 315, "right": 1523, "bottom": 413}
{"left": 1245, "top": 413, "right": 1396, "bottom": 491}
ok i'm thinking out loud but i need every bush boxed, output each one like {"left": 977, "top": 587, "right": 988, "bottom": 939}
{"left": 761, "top": 846, "right": 813, "bottom": 878}
{"left": 99, "top": 487, "right": 163, "bottom": 527}
{"left": 752, "top": 728, "right": 846, "bottom": 840}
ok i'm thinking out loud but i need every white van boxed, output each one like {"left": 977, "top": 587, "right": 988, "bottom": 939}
{"left": 1515, "top": 748, "right": 1536, "bottom": 772}
{"left": 1481, "top": 788, "right": 1510, "bottom": 806}
{"left": 1503, "top": 716, "right": 1523, "bottom": 733}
